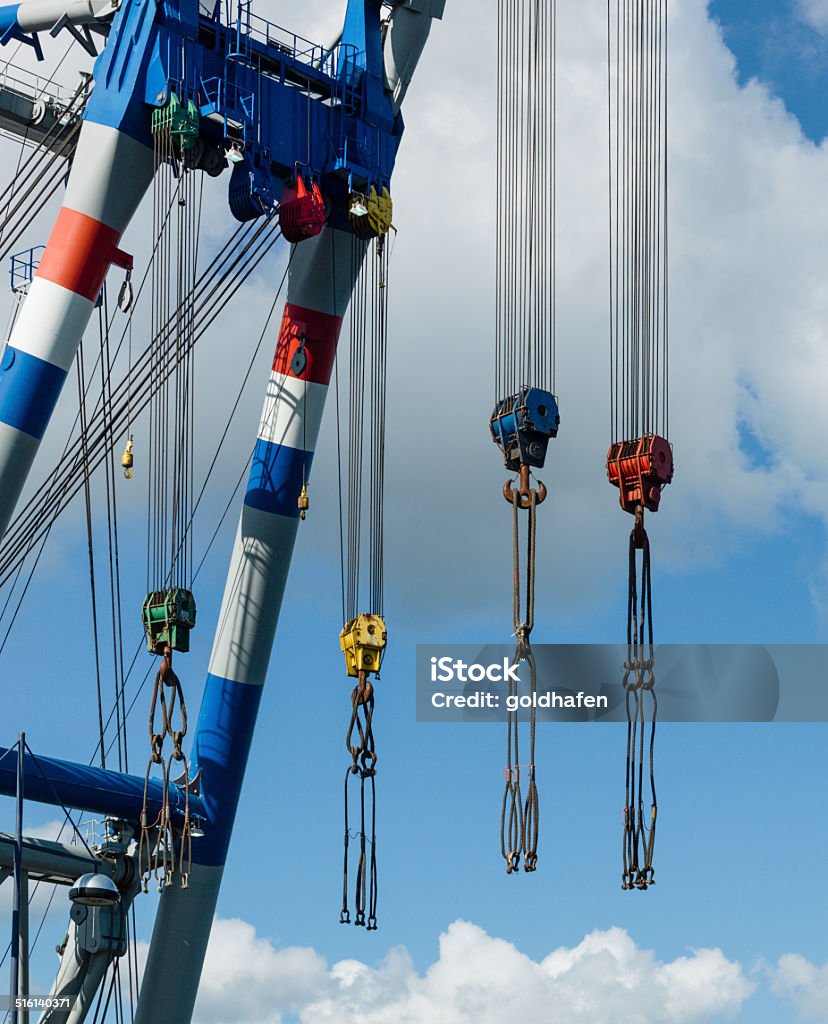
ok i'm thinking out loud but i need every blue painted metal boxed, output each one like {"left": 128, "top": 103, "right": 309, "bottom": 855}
{"left": 228, "top": 152, "right": 274, "bottom": 222}
{"left": 341, "top": 0, "right": 394, "bottom": 130}
{"left": 0, "top": 2, "right": 19, "bottom": 36}
{"left": 0, "top": 4, "right": 43, "bottom": 60}
{"left": 0, "top": 746, "right": 206, "bottom": 829}
{"left": 146, "top": 0, "right": 398, "bottom": 204}
{"left": 83, "top": 0, "right": 161, "bottom": 143}
{"left": 490, "top": 387, "right": 561, "bottom": 471}
{"left": 188, "top": 673, "right": 262, "bottom": 866}
{"left": 0, "top": 346, "right": 67, "bottom": 439}
{"left": 198, "top": 75, "right": 254, "bottom": 141}
{"left": 9, "top": 246, "right": 44, "bottom": 294}
{"left": 244, "top": 438, "right": 313, "bottom": 519}
{"left": 0, "top": 0, "right": 403, "bottom": 212}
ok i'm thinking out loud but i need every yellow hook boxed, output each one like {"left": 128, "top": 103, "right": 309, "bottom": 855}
{"left": 121, "top": 436, "right": 134, "bottom": 479}
{"left": 298, "top": 482, "right": 309, "bottom": 520}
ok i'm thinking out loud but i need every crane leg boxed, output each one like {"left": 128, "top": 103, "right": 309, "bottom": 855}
{"left": 0, "top": 120, "right": 152, "bottom": 539}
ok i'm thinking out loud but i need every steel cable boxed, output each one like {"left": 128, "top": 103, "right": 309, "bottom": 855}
{"left": 0, "top": 218, "right": 282, "bottom": 583}
{"left": 339, "top": 234, "right": 390, "bottom": 929}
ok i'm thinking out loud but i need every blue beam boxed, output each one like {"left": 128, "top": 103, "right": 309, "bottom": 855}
{"left": 0, "top": 747, "right": 206, "bottom": 830}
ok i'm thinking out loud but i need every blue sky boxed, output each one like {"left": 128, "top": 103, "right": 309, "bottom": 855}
{"left": 711, "top": 0, "right": 828, "bottom": 143}
{"left": 3, "top": 0, "right": 828, "bottom": 1022}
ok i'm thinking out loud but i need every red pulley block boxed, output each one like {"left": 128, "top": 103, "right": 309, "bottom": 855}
{"left": 606, "top": 433, "right": 674, "bottom": 514}
{"left": 278, "top": 176, "right": 326, "bottom": 243}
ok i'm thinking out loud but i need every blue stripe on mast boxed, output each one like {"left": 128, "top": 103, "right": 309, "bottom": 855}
{"left": 0, "top": 346, "right": 67, "bottom": 439}
{"left": 244, "top": 437, "right": 314, "bottom": 519}
{"left": 189, "top": 673, "right": 263, "bottom": 867}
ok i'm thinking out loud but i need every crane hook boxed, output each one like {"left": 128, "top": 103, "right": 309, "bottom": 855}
{"left": 503, "top": 464, "right": 547, "bottom": 508}
{"left": 121, "top": 436, "right": 134, "bottom": 479}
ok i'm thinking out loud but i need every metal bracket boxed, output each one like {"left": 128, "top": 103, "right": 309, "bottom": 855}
{"left": 49, "top": 14, "right": 98, "bottom": 57}
{"left": 0, "top": 23, "right": 44, "bottom": 60}
{"left": 172, "top": 765, "right": 202, "bottom": 796}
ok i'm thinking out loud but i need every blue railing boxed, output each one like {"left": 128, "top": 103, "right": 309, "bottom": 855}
{"left": 9, "top": 245, "right": 44, "bottom": 294}
{"left": 199, "top": 77, "right": 255, "bottom": 140}
{"left": 213, "top": 0, "right": 341, "bottom": 77}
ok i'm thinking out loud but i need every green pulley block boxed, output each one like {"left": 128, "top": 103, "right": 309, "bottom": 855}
{"left": 152, "top": 92, "right": 200, "bottom": 152}
{"left": 142, "top": 588, "right": 197, "bottom": 655}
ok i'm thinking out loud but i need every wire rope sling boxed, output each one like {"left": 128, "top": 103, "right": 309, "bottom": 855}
{"left": 489, "top": 0, "right": 557, "bottom": 876}
{"left": 137, "top": 102, "right": 204, "bottom": 893}
{"left": 337, "top": 194, "right": 394, "bottom": 929}
{"left": 606, "top": 0, "right": 673, "bottom": 891}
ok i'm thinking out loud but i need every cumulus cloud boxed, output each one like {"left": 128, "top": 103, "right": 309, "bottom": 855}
{"left": 8, "top": 0, "right": 828, "bottom": 632}
{"left": 192, "top": 918, "right": 329, "bottom": 1024}
{"left": 798, "top": 0, "right": 828, "bottom": 33}
{"left": 181, "top": 917, "right": 755, "bottom": 1024}
{"left": 772, "top": 953, "right": 828, "bottom": 1022}
{"left": 274, "top": 0, "right": 828, "bottom": 624}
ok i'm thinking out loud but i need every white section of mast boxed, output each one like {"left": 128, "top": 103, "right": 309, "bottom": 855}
{"left": 384, "top": 0, "right": 445, "bottom": 114}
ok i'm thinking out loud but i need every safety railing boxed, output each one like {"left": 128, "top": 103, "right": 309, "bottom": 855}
{"left": 9, "top": 245, "right": 44, "bottom": 295}
{"left": 0, "top": 60, "right": 71, "bottom": 106}
{"left": 199, "top": 76, "right": 255, "bottom": 140}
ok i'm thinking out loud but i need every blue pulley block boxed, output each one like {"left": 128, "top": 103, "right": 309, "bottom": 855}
{"left": 490, "top": 387, "right": 560, "bottom": 471}
{"left": 228, "top": 154, "right": 275, "bottom": 222}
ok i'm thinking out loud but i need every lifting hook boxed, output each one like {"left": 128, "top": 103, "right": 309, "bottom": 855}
{"left": 121, "top": 436, "right": 134, "bottom": 479}
{"left": 298, "top": 482, "right": 309, "bottom": 520}
{"left": 503, "top": 464, "right": 547, "bottom": 508}
{"left": 632, "top": 504, "right": 645, "bottom": 549}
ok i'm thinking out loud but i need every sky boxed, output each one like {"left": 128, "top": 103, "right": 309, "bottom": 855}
{"left": 2, "top": 0, "right": 828, "bottom": 1021}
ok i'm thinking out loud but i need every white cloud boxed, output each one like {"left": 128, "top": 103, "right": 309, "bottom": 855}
{"left": 772, "top": 953, "right": 828, "bottom": 1022}
{"left": 9, "top": 0, "right": 828, "bottom": 634}
{"left": 194, "top": 918, "right": 329, "bottom": 1024}
{"left": 798, "top": 0, "right": 828, "bottom": 33}
{"left": 180, "top": 918, "right": 755, "bottom": 1024}
{"left": 343, "top": 0, "right": 828, "bottom": 625}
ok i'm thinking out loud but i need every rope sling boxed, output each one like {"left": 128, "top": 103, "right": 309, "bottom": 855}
{"left": 490, "top": 0, "right": 557, "bottom": 875}
{"left": 606, "top": 0, "right": 672, "bottom": 890}
{"left": 338, "top": 212, "right": 393, "bottom": 928}
{"left": 137, "top": 118, "right": 202, "bottom": 892}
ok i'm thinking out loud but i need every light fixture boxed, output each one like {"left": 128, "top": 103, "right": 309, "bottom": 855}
{"left": 225, "top": 144, "right": 245, "bottom": 165}
{"left": 349, "top": 195, "right": 368, "bottom": 217}
{"left": 190, "top": 817, "right": 206, "bottom": 838}
{"left": 69, "top": 872, "right": 120, "bottom": 907}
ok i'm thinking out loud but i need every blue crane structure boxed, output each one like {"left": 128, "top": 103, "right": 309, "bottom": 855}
{"left": 0, "top": 0, "right": 444, "bottom": 1019}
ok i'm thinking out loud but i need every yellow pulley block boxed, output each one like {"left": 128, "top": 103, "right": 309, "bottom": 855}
{"left": 349, "top": 187, "right": 394, "bottom": 241}
{"left": 340, "top": 614, "right": 387, "bottom": 678}
{"left": 370, "top": 186, "right": 393, "bottom": 236}
{"left": 121, "top": 436, "right": 134, "bottom": 479}
{"left": 298, "top": 483, "right": 309, "bottom": 520}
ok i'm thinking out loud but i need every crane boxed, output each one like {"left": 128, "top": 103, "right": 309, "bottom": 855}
{"left": 0, "top": 0, "right": 444, "bottom": 1020}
